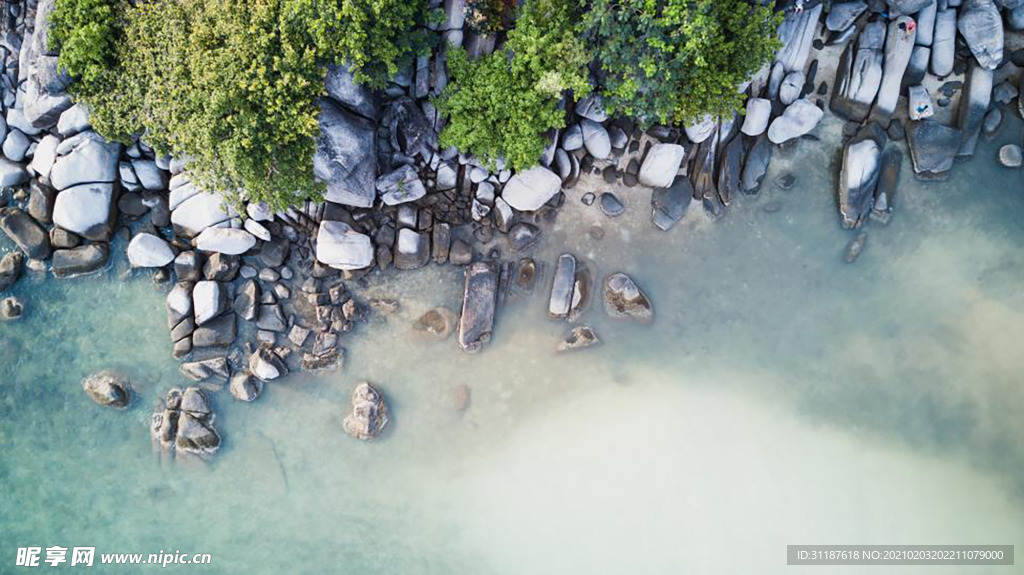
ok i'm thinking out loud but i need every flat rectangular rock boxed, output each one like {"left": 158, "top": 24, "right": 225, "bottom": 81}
{"left": 458, "top": 262, "right": 497, "bottom": 353}
{"left": 548, "top": 254, "right": 576, "bottom": 319}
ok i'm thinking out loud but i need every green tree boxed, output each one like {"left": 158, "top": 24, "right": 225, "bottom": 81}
{"left": 436, "top": 0, "right": 590, "bottom": 170}
{"left": 48, "top": 0, "right": 126, "bottom": 86}
{"left": 49, "top": 0, "right": 428, "bottom": 210}
{"left": 580, "top": 0, "right": 781, "bottom": 126}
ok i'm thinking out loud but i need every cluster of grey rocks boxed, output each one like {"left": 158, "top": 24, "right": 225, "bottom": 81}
{"left": 9, "top": 0, "right": 1024, "bottom": 454}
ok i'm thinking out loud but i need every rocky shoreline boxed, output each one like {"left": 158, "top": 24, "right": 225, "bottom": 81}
{"left": 3, "top": 0, "right": 1024, "bottom": 457}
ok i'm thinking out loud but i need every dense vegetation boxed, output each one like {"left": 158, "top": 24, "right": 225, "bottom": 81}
{"left": 50, "top": 0, "right": 781, "bottom": 206}
{"left": 436, "top": 0, "right": 590, "bottom": 170}
{"left": 49, "top": 0, "right": 429, "bottom": 209}
{"left": 581, "top": 0, "right": 782, "bottom": 125}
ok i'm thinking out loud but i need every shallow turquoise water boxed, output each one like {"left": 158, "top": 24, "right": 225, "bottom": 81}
{"left": 2, "top": 115, "right": 1024, "bottom": 573}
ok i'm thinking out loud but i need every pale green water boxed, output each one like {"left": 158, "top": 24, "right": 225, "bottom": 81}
{"left": 2, "top": 115, "right": 1024, "bottom": 573}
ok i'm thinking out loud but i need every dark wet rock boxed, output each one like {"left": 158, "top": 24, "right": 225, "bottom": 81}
{"left": 557, "top": 325, "right": 600, "bottom": 353}
{"left": 52, "top": 244, "right": 109, "bottom": 278}
{"left": 775, "top": 173, "right": 796, "bottom": 190}
{"left": 982, "top": 108, "right": 1003, "bottom": 139}
{"left": 514, "top": 258, "right": 539, "bottom": 294}
{"left": 343, "top": 382, "right": 390, "bottom": 441}
{"left": 256, "top": 303, "right": 287, "bottom": 332}
{"left": 906, "top": 119, "right": 961, "bottom": 179}
{"left": 413, "top": 307, "right": 458, "bottom": 340}
{"left": 599, "top": 192, "right": 625, "bottom": 217}
{"left": 601, "top": 165, "right": 618, "bottom": 183}
{"left": 651, "top": 177, "right": 692, "bottom": 231}
{"left": 234, "top": 279, "right": 259, "bottom": 321}
{"left": 432, "top": 222, "right": 452, "bottom": 264}
{"left": 844, "top": 231, "right": 868, "bottom": 263}
{"left": 507, "top": 222, "right": 540, "bottom": 253}
{"left": 180, "top": 357, "right": 230, "bottom": 385}
{"left": 28, "top": 181, "right": 57, "bottom": 225}
{"left": 229, "top": 371, "right": 263, "bottom": 402}
{"left": 324, "top": 63, "right": 378, "bottom": 120}
{"left": 203, "top": 253, "right": 240, "bottom": 282}
{"left": 0, "top": 208, "right": 51, "bottom": 260}
{"left": 1, "top": 296, "right": 24, "bottom": 320}
{"left": 0, "top": 251, "right": 24, "bottom": 291}
{"left": 259, "top": 236, "right": 291, "bottom": 268}
{"left": 192, "top": 313, "right": 237, "bottom": 347}
{"left": 871, "top": 148, "right": 901, "bottom": 225}
{"left": 173, "top": 251, "right": 202, "bottom": 282}
{"left": 693, "top": 131, "right": 721, "bottom": 218}
{"left": 717, "top": 136, "right": 744, "bottom": 206}
{"left": 457, "top": 262, "right": 497, "bottom": 353}
{"left": 449, "top": 239, "right": 473, "bottom": 265}
{"left": 82, "top": 370, "right": 131, "bottom": 408}
{"left": 741, "top": 134, "right": 772, "bottom": 195}
{"left": 315, "top": 99, "right": 377, "bottom": 208}
{"left": 50, "top": 228, "right": 80, "bottom": 250}
{"left": 603, "top": 273, "right": 653, "bottom": 323}
{"left": 887, "top": 120, "right": 906, "bottom": 141}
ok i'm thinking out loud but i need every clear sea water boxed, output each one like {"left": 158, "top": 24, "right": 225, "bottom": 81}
{"left": 2, "top": 115, "right": 1024, "bottom": 573}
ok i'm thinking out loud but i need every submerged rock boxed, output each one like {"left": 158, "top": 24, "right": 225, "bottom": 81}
{"left": 603, "top": 273, "right": 654, "bottom": 323}
{"left": 229, "top": 371, "right": 263, "bottom": 402}
{"left": 844, "top": 231, "right": 868, "bottom": 263}
{"left": 556, "top": 325, "right": 600, "bottom": 353}
{"left": 1, "top": 296, "right": 24, "bottom": 320}
{"left": 838, "top": 124, "right": 885, "bottom": 229}
{"left": 52, "top": 244, "right": 109, "bottom": 278}
{"left": 413, "top": 307, "right": 458, "bottom": 340}
{"left": 82, "top": 370, "right": 131, "bottom": 408}
{"left": 343, "top": 382, "right": 390, "bottom": 441}
{"left": 999, "top": 145, "right": 1022, "bottom": 168}
{"left": 0, "top": 251, "right": 24, "bottom": 291}
{"left": 0, "top": 208, "right": 51, "bottom": 260}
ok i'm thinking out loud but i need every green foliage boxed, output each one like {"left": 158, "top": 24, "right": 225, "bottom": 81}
{"left": 465, "top": 0, "right": 510, "bottom": 34}
{"left": 48, "top": 0, "right": 125, "bottom": 85}
{"left": 51, "top": 0, "right": 427, "bottom": 210}
{"left": 436, "top": 0, "right": 590, "bottom": 170}
{"left": 580, "top": 0, "right": 782, "bottom": 126}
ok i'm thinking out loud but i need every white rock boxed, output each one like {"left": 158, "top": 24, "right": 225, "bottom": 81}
{"left": 500, "top": 167, "right": 562, "bottom": 211}
{"left": 2, "top": 129, "right": 29, "bottom": 162}
{"left": 779, "top": 71, "right": 805, "bottom": 105}
{"left": 246, "top": 201, "right": 273, "bottom": 222}
{"left": 127, "top": 233, "right": 175, "bottom": 268}
{"left": 57, "top": 104, "right": 91, "bottom": 137}
{"left": 52, "top": 182, "right": 115, "bottom": 240}
{"left": 684, "top": 116, "right": 716, "bottom": 143}
{"left": 767, "top": 100, "right": 824, "bottom": 144}
{"left": 638, "top": 144, "right": 685, "bottom": 188}
{"left": 194, "top": 228, "right": 257, "bottom": 255}
{"left": 316, "top": 220, "right": 373, "bottom": 270}
{"left": 28, "top": 134, "right": 59, "bottom": 178}
{"left": 193, "top": 281, "right": 226, "bottom": 325}
{"left": 132, "top": 159, "right": 168, "bottom": 191}
{"left": 49, "top": 131, "right": 120, "bottom": 191}
{"left": 243, "top": 218, "right": 271, "bottom": 241}
{"left": 581, "top": 118, "right": 611, "bottom": 160}
{"left": 999, "top": 144, "right": 1022, "bottom": 167}
{"left": 171, "top": 191, "right": 236, "bottom": 237}
{"left": 741, "top": 98, "right": 772, "bottom": 136}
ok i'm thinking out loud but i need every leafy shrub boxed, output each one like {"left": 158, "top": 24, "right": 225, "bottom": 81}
{"left": 50, "top": 0, "right": 428, "bottom": 210}
{"left": 48, "top": 0, "right": 125, "bottom": 85}
{"left": 580, "top": 0, "right": 782, "bottom": 125}
{"left": 436, "top": 0, "right": 590, "bottom": 170}
{"left": 465, "top": 0, "right": 511, "bottom": 34}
